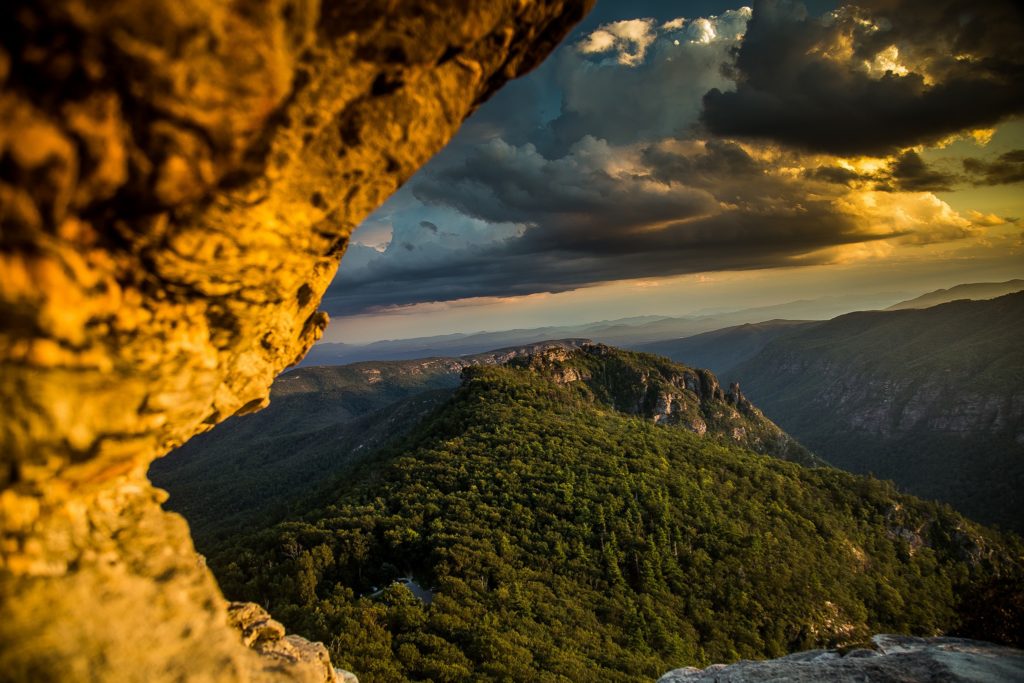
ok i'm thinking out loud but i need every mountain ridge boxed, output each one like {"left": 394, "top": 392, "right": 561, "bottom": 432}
{"left": 305, "top": 292, "right": 912, "bottom": 366}
{"left": 152, "top": 341, "right": 815, "bottom": 548}
{"left": 886, "top": 279, "right": 1024, "bottom": 311}
{"left": 634, "top": 319, "right": 820, "bottom": 378}
{"left": 732, "top": 292, "right": 1024, "bottom": 531}
{"left": 206, "top": 347, "right": 1024, "bottom": 682}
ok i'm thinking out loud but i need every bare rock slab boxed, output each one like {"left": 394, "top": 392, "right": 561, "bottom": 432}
{"left": 658, "top": 635, "right": 1024, "bottom": 683}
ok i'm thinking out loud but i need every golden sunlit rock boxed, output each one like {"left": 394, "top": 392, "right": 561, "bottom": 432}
{"left": 0, "top": 0, "right": 593, "bottom": 679}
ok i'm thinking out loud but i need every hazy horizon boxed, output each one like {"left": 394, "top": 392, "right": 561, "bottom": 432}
{"left": 324, "top": 271, "right": 1023, "bottom": 345}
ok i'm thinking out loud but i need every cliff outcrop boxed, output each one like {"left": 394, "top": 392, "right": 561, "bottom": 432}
{"left": 658, "top": 635, "right": 1024, "bottom": 682}
{"left": 0, "top": 1, "right": 592, "bottom": 679}
{"left": 509, "top": 343, "right": 820, "bottom": 465}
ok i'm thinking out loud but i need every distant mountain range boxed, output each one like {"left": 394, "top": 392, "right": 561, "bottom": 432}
{"left": 635, "top": 320, "right": 820, "bottom": 378}
{"left": 149, "top": 285, "right": 1024, "bottom": 682}
{"left": 722, "top": 293, "right": 1023, "bottom": 531}
{"left": 885, "top": 279, "right": 1024, "bottom": 311}
{"left": 605, "top": 292, "right": 1024, "bottom": 532}
{"left": 162, "top": 283, "right": 1024, "bottom": 543}
{"left": 309, "top": 280, "right": 1023, "bottom": 367}
{"left": 305, "top": 291, "right": 911, "bottom": 366}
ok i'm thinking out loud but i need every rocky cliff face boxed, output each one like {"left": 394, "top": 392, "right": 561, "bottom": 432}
{"left": 762, "top": 358, "right": 1024, "bottom": 440}
{"left": 658, "top": 635, "right": 1024, "bottom": 683}
{"left": 509, "top": 343, "right": 820, "bottom": 465}
{"left": 0, "top": 1, "right": 592, "bottom": 679}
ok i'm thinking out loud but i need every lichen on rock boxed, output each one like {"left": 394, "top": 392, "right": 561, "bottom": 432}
{"left": 0, "top": 0, "right": 593, "bottom": 679}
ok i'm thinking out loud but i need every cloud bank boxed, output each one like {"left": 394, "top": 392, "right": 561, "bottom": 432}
{"left": 325, "top": 0, "right": 1024, "bottom": 316}
{"left": 702, "top": 0, "right": 1024, "bottom": 155}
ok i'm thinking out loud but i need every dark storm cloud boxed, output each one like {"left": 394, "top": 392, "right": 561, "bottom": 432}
{"left": 327, "top": 1, "right": 1015, "bottom": 317}
{"left": 323, "top": 209, "right": 879, "bottom": 315}
{"left": 323, "top": 139, "right": 897, "bottom": 315}
{"left": 805, "top": 150, "right": 1013, "bottom": 192}
{"left": 642, "top": 139, "right": 762, "bottom": 185}
{"left": 963, "top": 150, "right": 1024, "bottom": 185}
{"left": 886, "top": 151, "right": 958, "bottom": 191}
{"left": 702, "top": 0, "right": 1024, "bottom": 156}
{"left": 803, "top": 166, "right": 866, "bottom": 186}
{"left": 412, "top": 137, "right": 717, "bottom": 237}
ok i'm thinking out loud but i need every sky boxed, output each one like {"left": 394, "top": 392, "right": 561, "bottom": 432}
{"left": 322, "top": 0, "right": 1024, "bottom": 344}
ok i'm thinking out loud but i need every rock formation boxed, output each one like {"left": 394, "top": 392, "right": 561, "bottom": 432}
{"left": 0, "top": 0, "right": 592, "bottom": 679}
{"left": 227, "top": 602, "right": 344, "bottom": 683}
{"left": 508, "top": 343, "right": 819, "bottom": 464}
{"left": 657, "top": 635, "right": 1024, "bottom": 683}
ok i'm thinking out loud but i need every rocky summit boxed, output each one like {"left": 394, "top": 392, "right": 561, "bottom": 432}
{"left": 507, "top": 343, "right": 820, "bottom": 465}
{"left": 658, "top": 635, "right": 1024, "bottom": 683}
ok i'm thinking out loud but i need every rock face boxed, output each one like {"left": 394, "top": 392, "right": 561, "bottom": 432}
{"left": 658, "top": 635, "right": 1024, "bottom": 683}
{"left": 227, "top": 602, "right": 342, "bottom": 683}
{"left": 0, "top": 1, "right": 592, "bottom": 680}
{"left": 511, "top": 343, "right": 821, "bottom": 465}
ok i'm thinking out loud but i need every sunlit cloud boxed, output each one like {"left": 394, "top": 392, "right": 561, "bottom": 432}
{"left": 969, "top": 211, "right": 1007, "bottom": 227}
{"left": 329, "top": 0, "right": 1024, "bottom": 337}
{"left": 577, "top": 18, "right": 658, "bottom": 66}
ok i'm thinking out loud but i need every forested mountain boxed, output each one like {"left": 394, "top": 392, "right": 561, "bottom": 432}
{"left": 150, "top": 341, "right": 589, "bottom": 546}
{"left": 732, "top": 292, "right": 1024, "bottom": 531}
{"left": 885, "top": 279, "right": 1024, "bottom": 311}
{"left": 635, "top": 320, "right": 818, "bottom": 378}
{"left": 152, "top": 342, "right": 813, "bottom": 546}
{"left": 201, "top": 346, "right": 1022, "bottom": 683}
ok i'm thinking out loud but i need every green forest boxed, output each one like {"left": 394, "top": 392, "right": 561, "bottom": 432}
{"left": 207, "top": 353, "right": 1024, "bottom": 682}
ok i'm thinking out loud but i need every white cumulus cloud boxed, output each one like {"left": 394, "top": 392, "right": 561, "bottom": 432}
{"left": 577, "top": 18, "right": 658, "bottom": 66}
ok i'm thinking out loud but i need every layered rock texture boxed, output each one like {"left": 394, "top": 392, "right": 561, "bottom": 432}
{"left": 658, "top": 635, "right": 1024, "bottom": 682}
{"left": 0, "top": 0, "right": 591, "bottom": 680}
{"left": 227, "top": 602, "right": 352, "bottom": 683}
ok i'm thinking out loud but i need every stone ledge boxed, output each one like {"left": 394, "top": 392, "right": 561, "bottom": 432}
{"left": 658, "top": 634, "right": 1024, "bottom": 683}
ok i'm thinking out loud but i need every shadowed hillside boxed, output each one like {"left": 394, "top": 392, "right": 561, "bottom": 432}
{"left": 732, "top": 292, "right": 1024, "bottom": 531}
{"left": 635, "top": 320, "right": 819, "bottom": 378}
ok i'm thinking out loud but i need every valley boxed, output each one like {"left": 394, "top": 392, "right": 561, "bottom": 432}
{"left": 731, "top": 293, "right": 1024, "bottom": 532}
